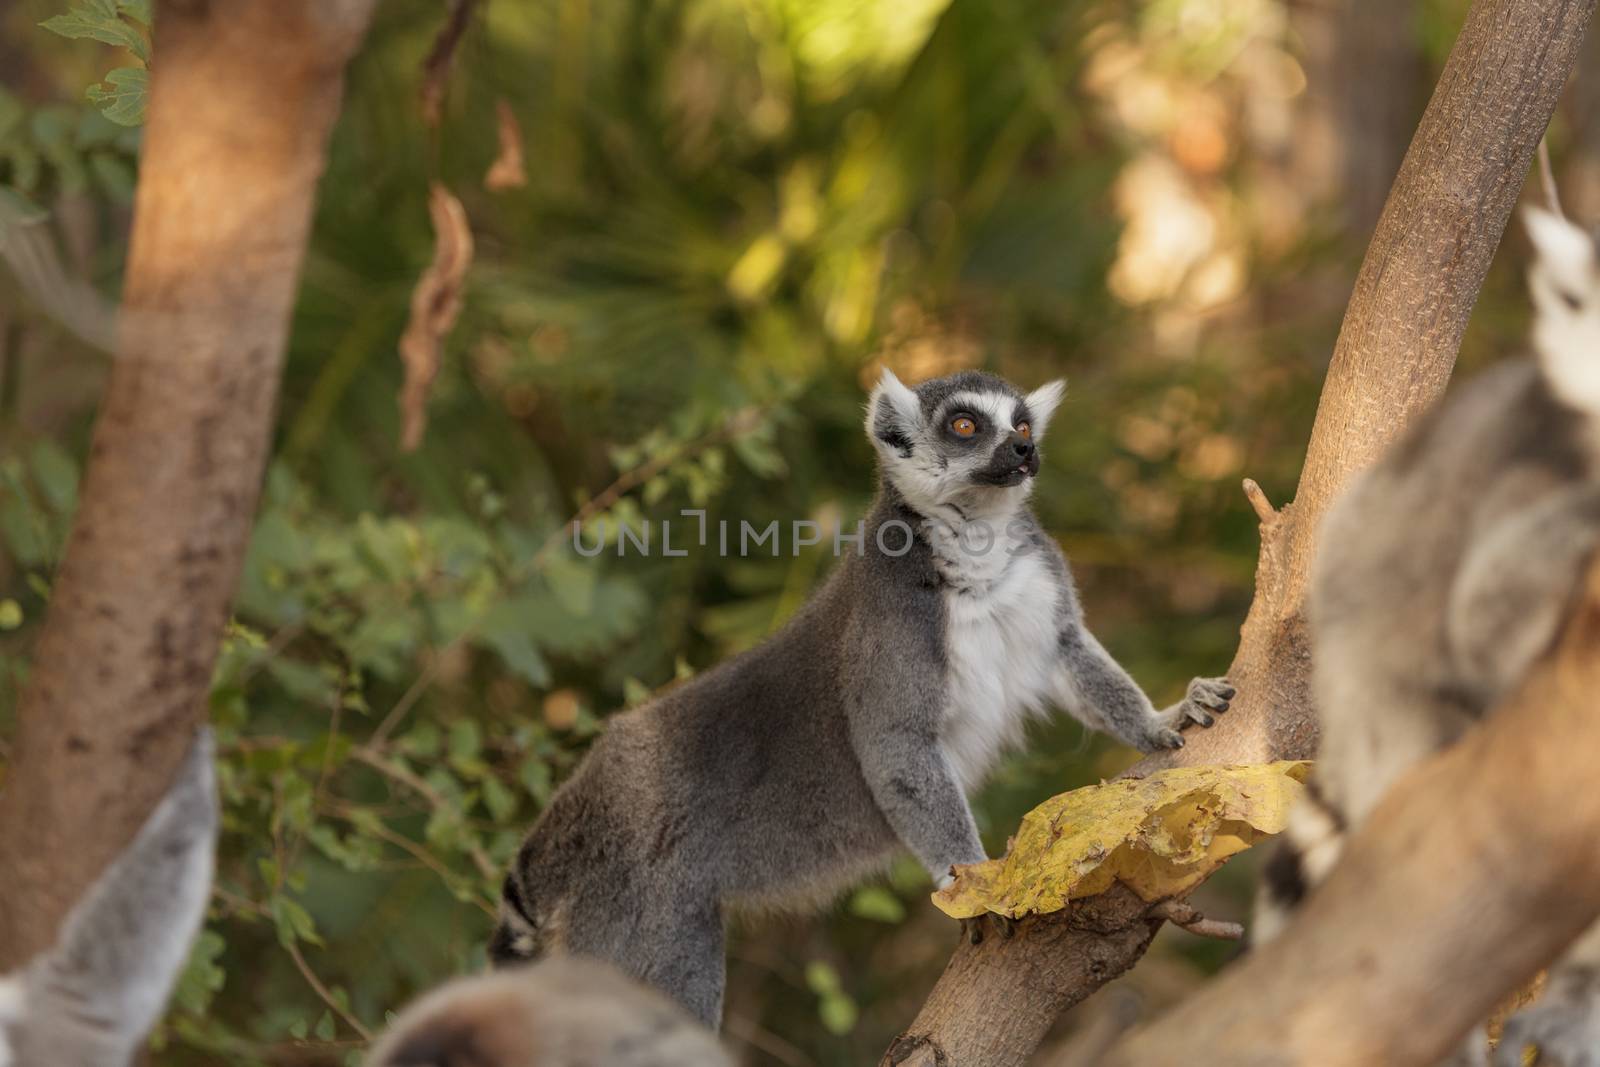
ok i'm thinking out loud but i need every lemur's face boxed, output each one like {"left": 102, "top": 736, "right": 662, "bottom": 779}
{"left": 1526, "top": 206, "right": 1600, "bottom": 412}
{"left": 866, "top": 369, "right": 1065, "bottom": 515}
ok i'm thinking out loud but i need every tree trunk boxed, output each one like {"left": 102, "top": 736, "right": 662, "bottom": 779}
{"left": 881, "top": 0, "right": 1596, "bottom": 1061}
{"left": 882, "top": 888, "right": 1159, "bottom": 1067}
{"left": 0, "top": 0, "right": 375, "bottom": 968}
{"left": 1103, "top": 556, "right": 1600, "bottom": 1066}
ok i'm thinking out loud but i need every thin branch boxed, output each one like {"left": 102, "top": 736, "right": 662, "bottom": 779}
{"left": 285, "top": 938, "right": 375, "bottom": 1043}
{"left": 1148, "top": 900, "right": 1243, "bottom": 941}
{"left": 322, "top": 800, "right": 497, "bottom": 917}
{"left": 530, "top": 406, "right": 768, "bottom": 568}
{"left": 349, "top": 745, "right": 498, "bottom": 881}
{"left": 1241, "top": 477, "right": 1279, "bottom": 526}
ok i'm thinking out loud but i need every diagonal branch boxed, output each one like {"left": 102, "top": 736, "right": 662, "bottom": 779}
{"left": 0, "top": 0, "right": 376, "bottom": 970}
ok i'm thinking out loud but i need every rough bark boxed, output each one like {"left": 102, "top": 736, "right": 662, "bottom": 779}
{"left": 881, "top": 0, "right": 1596, "bottom": 1062}
{"left": 0, "top": 0, "right": 375, "bottom": 968}
{"left": 1103, "top": 557, "right": 1600, "bottom": 1066}
{"left": 881, "top": 888, "right": 1160, "bottom": 1067}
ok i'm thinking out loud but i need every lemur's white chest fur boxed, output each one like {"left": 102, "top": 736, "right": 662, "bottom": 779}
{"left": 934, "top": 521, "right": 1064, "bottom": 793}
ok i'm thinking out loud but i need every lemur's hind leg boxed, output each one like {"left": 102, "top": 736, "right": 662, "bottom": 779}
{"left": 1495, "top": 921, "right": 1600, "bottom": 1067}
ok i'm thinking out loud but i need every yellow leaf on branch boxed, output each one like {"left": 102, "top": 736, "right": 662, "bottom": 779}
{"left": 933, "top": 761, "right": 1311, "bottom": 920}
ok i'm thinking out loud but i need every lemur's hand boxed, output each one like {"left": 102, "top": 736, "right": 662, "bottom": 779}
{"left": 1143, "top": 678, "right": 1234, "bottom": 749}
{"left": 1176, "top": 677, "right": 1235, "bottom": 728}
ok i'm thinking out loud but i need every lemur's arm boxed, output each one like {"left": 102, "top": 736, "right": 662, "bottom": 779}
{"left": 1057, "top": 626, "right": 1233, "bottom": 752}
{"left": 843, "top": 614, "right": 985, "bottom": 887}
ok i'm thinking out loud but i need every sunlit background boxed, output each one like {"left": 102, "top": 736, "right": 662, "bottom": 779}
{"left": 1, "top": 0, "right": 1593, "bottom": 1062}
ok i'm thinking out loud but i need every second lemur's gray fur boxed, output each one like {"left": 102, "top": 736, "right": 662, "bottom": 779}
{"left": 365, "top": 958, "right": 732, "bottom": 1067}
{"left": 0, "top": 728, "right": 217, "bottom": 1067}
{"left": 492, "top": 368, "right": 1233, "bottom": 1025}
{"left": 1255, "top": 207, "right": 1600, "bottom": 1067}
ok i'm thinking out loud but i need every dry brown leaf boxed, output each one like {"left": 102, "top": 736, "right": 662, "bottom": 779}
{"left": 399, "top": 183, "right": 473, "bottom": 452}
{"left": 934, "top": 761, "right": 1310, "bottom": 920}
{"left": 485, "top": 99, "right": 528, "bottom": 191}
{"left": 419, "top": 0, "right": 479, "bottom": 127}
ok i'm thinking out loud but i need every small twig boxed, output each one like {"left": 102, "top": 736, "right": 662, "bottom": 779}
{"left": 350, "top": 745, "right": 498, "bottom": 881}
{"left": 322, "top": 800, "right": 496, "bottom": 917}
{"left": 368, "top": 651, "right": 450, "bottom": 749}
{"left": 530, "top": 406, "right": 768, "bottom": 568}
{"left": 419, "top": 0, "right": 481, "bottom": 127}
{"left": 1149, "top": 900, "right": 1244, "bottom": 941}
{"left": 1242, "top": 477, "right": 1278, "bottom": 526}
{"left": 285, "top": 938, "right": 375, "bottom": 1042}
{"left": 1538, "top": 139, "right": 1565, "bottom": 219}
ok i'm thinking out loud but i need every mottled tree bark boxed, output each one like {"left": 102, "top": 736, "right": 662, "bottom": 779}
{"left": 0, "top": 0, "right": 375, "bottom": 968}
{"left": 881, "top": 888, "right": 1158, "bottom": 1067}
{"left": 881, "top": 0, "right": 1596, "bottom": 1062}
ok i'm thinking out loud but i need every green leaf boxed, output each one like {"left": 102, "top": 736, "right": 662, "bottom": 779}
{"left": 88, "top": 152, "right": 136, "bottom": 201}
{"left": 483, "top": 777, "right": 516, "bottom": 822}
{"left": 172, "top": 930, "right": 228, "bottom": 1015}
{"left": 819, "top": 993, "right": 858, "bottom": 1036}
{"left": 0, "top": 89, "right": 23, "bottom": 142}
{"left": 41, "top": 0, "right": 150, "bottom": 62}
{"left": 804, "top": 960, "right": 840, "bottom": 996}
{"left": 29, "top": 440, "right": 79, "bottom": 515}
{"left": 847, "top": 886, "right": 906, "bottom": 924}
{"left": 517, "top": 758, "right": 552, "bottom": 807}
{"left": 270, "top": 895, "right": 322, "bottom": 949}
{"left": 118, "top": 0, "right": 151, "bottom": 27}
{"left": 448, "top": 719, "right": 482, "bottom": 762}
{"left": 0, "top": 186, "right": 47, "bottom": 225}
{"left": 0, "top": 600, "right": 22, "bottom": 630}
{"left": 86, "top": 67, "right": 149, "bottom": 127}
{"left": 479, "top": 611, "right": 552, "bottom": 687}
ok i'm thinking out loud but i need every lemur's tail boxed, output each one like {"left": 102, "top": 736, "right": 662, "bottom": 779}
{"left": 488, "top": 870, "right": 548, "bottom": 966}
{"left": 1252, "top": 779, "right": 1347, "bottom": 946}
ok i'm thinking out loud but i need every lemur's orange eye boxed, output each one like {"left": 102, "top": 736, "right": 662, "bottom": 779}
{"left": 951, "top": 415, "right": 977, "bottom": 437}
{"left": 1017, "top": 422, "right": 1032, "bottom": 439}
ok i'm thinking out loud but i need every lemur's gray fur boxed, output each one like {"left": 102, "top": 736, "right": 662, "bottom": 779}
{"left": 365, "top": 958, "right": 732, "bottom": 1067}
{"left": 492, "top": 369, "right": 1233, "bottom": 1025}
{"left": 1256, "top": 207, "right": 1600, "bottom": 1067}
{"left": 0, "top": 728, "right": 216, "bottom": 1067}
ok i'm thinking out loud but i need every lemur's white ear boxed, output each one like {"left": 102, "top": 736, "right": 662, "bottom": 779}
{"left": 1024, "top": 379, "right": 1066, "bottom": 439}
{"left": 866, "top": 368, "right": 921, "bottom": 454}
{"left": 1526, "top": 206, "right": 1594, "bottom": 286}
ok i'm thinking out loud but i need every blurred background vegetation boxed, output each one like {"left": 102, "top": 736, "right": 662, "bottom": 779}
{"left": 1, "top": 0, "right": 1595, "bottom": 1063}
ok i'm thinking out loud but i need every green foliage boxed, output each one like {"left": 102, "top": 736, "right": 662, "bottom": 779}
{"left": 40, "top": 0, "right": 151, "bottom": 125}
{"left": 0, "top": 85, "right": 139, "bottom": 215}
{"left": 84, "top": 66, "right": 147, "bottom": 126}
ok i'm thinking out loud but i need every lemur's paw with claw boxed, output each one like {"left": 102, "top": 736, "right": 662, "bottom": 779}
{"left": 1145, "top": 725, "right": 1187, "bottom": 750}
{"left": 1179, "top": 677, "right": 1235, "bottom": 728}
{"left": 1495, "top": 973, "right": 1600, "bottom": 1067}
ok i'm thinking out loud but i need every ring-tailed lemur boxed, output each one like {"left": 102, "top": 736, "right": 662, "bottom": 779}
{"left": 1255, "top": 207, "right": 1600, "bottom": 1067}
{"left": 365, "top": 957, "right": 732, "bottom": 1067}
{"left": 0, "top": 728, "right": 216, "bottom": 1067}
{"left": 491, "top": 369, "right": 1234, "bottom": 1025}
